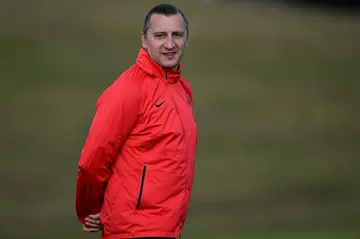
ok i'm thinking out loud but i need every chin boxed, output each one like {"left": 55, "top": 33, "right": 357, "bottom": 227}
{"left": 160, "top": 60, "right": 179, "bottom": 69}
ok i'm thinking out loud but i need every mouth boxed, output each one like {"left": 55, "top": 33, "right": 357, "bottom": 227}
{"left": 162, "top": 52, "right": 177, "bottom": 58}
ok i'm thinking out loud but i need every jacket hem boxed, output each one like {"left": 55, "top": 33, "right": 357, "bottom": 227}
{"left": 101, "top": 231, "right": 179, "bottom": 239}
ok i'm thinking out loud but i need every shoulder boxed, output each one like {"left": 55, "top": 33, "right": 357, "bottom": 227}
{"left": 115, "top": 64, "right": 145, "bottom": 87}
{"left": 106, "top": 63, "right": 147, "bottom": 92}
{"left": 180, "top": 76, "right": 193, "bottom": 90}
{"left": 96, "top": 65, "right": 145, "bottom": 107}
{"left": 179, "top": 76, "right": 193, "bottom": 98}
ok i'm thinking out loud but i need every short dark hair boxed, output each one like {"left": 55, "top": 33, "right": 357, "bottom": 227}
{"left": 142, "top": 4, "right": 189, "bottom": 38}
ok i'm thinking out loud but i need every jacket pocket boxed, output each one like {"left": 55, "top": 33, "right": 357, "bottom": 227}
{"left": 136, "top": 166, "right": 147, "bottom": 210}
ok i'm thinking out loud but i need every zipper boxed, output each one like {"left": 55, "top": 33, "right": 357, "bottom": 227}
{"left": 136, "top": 166, "right": 147, "bottom": 210}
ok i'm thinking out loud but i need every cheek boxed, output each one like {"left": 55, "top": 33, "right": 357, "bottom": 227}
{"left": 147, "top": 47, "right": 160, "bottom": 58}
{"left": 149, "top": 44, "right": 162, "bottom": 53}
{"left": 175, "top": 40, "right": 187, "bottom": 50}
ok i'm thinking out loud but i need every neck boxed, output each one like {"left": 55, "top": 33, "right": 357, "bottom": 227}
{"left": 163, "top": 64, "right": 179, "bottom": 71}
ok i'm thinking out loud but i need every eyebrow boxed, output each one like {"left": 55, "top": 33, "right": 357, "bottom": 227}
{"left": 153, "top": 31, "right": 185, "bottom": 35}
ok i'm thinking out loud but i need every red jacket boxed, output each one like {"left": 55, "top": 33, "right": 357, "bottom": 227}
{"left": 76, "top": 48, "right": 198, "bottom": 239}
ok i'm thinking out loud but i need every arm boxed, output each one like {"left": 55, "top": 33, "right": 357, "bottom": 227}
{"left": 75, "top": 77, "right": 142, "bottom": 226}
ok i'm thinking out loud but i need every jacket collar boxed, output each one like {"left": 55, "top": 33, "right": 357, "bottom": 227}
{"left": 136, "top": 48, "right": 181, "bottom": 84}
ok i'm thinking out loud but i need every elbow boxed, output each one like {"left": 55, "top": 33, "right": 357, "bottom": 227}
{"left": 78, "top": 144, "right": 115, "bottom": 182}
{"left": 78, "top": 159, "right": 110, "bottom": 183}
{"left": 78, "top": 160, "right": 96, "bottom": 177}
{"left": 78, "top": 148, "right": 103, "bottom": 178}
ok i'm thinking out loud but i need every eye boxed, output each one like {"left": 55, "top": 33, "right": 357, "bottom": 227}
{"left": 173, "top": 32, "right": 184, "bottom": 37}
{"left": 155, "top": 33, "right": 166, "bottom": 38}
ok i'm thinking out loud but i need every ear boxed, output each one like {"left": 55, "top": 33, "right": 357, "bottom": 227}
{"left": 141, "top": 32, "right": 147, "bottom": 49}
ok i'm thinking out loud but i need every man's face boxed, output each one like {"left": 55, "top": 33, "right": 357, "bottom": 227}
{"left": 141, "top": 13, "right": 187, "bottom": 69}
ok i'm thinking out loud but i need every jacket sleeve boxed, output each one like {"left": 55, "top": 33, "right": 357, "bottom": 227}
{"left": 75, "top": 77, "right": 142, "bottom": 226}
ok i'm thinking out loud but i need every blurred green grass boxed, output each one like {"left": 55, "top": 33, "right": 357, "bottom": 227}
{"left": 1, "top": 0, "right": 360, "bottom": 238}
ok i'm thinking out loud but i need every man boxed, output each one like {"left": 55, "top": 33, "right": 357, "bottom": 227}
{"left": 75, "top": 3, "right": 198, "bottom": 239}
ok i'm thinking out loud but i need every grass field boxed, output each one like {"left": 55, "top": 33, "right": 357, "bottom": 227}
{"left": 1, "top": 1, "right": 360, "bottom": 238}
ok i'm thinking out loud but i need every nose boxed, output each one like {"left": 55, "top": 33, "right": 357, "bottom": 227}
{"left": 164, "top": 36, "right": 175, "bottom": 49}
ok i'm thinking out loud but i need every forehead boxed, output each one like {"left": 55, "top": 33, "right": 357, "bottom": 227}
{"left": 148, "top": 13, "right": 185, "bottom": 32}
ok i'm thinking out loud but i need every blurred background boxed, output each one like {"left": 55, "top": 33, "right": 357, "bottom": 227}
{"left": 1, "top": 0, "right": 360, "bottom": 238}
